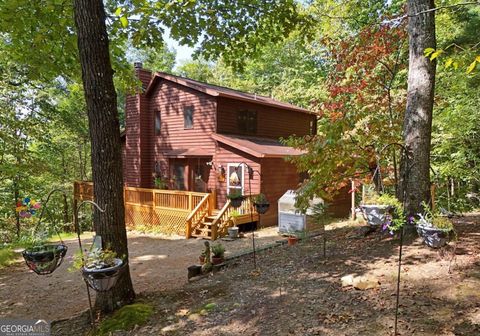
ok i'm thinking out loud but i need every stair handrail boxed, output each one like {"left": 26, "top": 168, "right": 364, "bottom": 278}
{"left": 211, "top": 199, "right": 233, "bottom": 239}
{"left": 186, "top": 193, "right": 211, "bottom": 238}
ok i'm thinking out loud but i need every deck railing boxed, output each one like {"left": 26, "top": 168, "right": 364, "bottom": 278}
{"left": 212, "top": 196, "right": 258, "bottom": 239}
{"left": 73, "top": 181, "right": 210, "bottom": 235}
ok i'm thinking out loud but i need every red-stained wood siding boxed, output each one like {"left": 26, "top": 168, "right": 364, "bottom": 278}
{"left": 150, "top": 80, "right": 216, "bottom": 183}
{"left": 212, "top": 143, "right": 261, "bottom": 208}
{"left": 124, "top": 68, "right": 153, "bottom": 187}
{"left": 260, "top": 158, "right": 302, "bottom": 227}
{"left": 216, "top": 97, "right": 315, "bottom": 138}
{"left": 121, "top": 137, "right": 126, "bottom": 183}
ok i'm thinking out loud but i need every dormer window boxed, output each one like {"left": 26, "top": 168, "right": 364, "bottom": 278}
{"left": 237, "top": 110, "right": 257, "bottom": 134}
{"left": 184, "top": 106, "right": 194, "bottom": 129}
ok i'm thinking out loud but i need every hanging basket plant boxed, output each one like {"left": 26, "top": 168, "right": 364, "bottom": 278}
{"left": 22, "top": 244, "right": 68, "bottom": 275}
{"left": 79, "top": 247, "right": 124, "bottom": 292}
{"left": 227, "top": 190, "right": 244, "bottom": 209}
{"left": 415, "top": 202, "right": 455, "bottom": 248}
{"left": 253, "top": 193, "right": 270, "bottom": 214}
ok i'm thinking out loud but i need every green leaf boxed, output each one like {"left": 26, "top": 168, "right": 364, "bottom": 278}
{"left": 114, "top": 7, "right": 122, "bottom": 16}
{"left": 466, "top": 60, "right": 477, "bottom": 74}
{"left": 444, "top": 58, "right": 453, "bottom": 69}
{"left": 120, "top": 16, "right": 128, "bottom": 28}
{"left": 476, "top": 55, "right": 480, "bottom": 63}
{"left": 430, "top": 49, "right": 443, "bottom": 60}
{"left": 424, "top": 48, "right": 435, "bottom": 57}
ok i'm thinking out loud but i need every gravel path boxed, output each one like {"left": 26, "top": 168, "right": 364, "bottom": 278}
{"left": 0, "top": 228, "right": 283, "bottom": 321}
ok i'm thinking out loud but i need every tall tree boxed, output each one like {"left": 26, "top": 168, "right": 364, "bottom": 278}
{"left": 399, "top": 0, "right": 437, "bottom": 216}
{"left": 73, "top": 0, "right": 134, "bottom": 311}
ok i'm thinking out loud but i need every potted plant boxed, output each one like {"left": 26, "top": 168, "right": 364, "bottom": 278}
{"left": 287, "top": 234, "right": 298, "bottom": 246}
{"left": 17, "top": 196, "right": 68, "bottom": 275}
{"left": 360, "top": 193, "right": 400, "bottom": 227}
{"left": 22, "top": 243, "right": 68, "bottom": 275}
{"left": 211, "top": 243, "right": 225, "bottom": 265}
{"left": 199, "top": 251, "right": 206, "bottom": 264}
{"left": 253, "top": 193, "right": 270, "bottom": 214}
{"left": 227, "top": 189, "right": 244, "bottom": 208}
{"left": 79, "top": 247, "right": 124, "bottom": 292}
{"left": 227, "top": 210, "right": 240, "bottom": 238}
{"left": 415, "top": 202, "right": 455, "bottom": 248}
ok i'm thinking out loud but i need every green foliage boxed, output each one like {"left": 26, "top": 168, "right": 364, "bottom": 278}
{"left": 417, "top": 202, "right": 454, "bottom": 231}
{"left": 0, "top": 248, "right": 15, "bottom": 268}
{"left": 210, "top": 243, "right": 225, "bottom": 258}
{"left": 254, "top": 193, "right": 269, "bottom": 204}
{"left": 96, "top": 303, "right": 153, "bottom": 336}
{"left": 227, "top": 189, "right": 243, "bottom": 200}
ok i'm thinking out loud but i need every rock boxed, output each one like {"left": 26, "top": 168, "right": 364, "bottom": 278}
{"left": 341, "top": 274, "right": 355, "bottom": 287}
{"left": 340, "top": 274, "right": 380, "bottom": 290}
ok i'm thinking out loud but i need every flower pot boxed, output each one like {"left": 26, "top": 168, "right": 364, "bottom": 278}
{"left": 288, "top": 236, "right": 298, "bottom": 246}
{"left": 360, "top": 205, "right": 391, "bottom": 226}
{"left": 228, "top": 226, "right": 239, "bottom": 239}
{"left": 416, "top": 225, "right": 452, "bottom": 248}
{"left": 211, "top": 256, "right": 224, "bottom": 265}
{"left": 230, "top": 197, "right": 244, "bottom": 208}
{"left": 82, "top": 258, "right": 124, "bottom": 292}
{"left": 254, "top": 202, "right": 270, "bottom": 215}
{"left": 22, "top": 244, "right": 68, "bottom": 275}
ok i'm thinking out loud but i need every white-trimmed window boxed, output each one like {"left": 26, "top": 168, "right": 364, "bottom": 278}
{"left": 227, "top": 163, "right": 244, "bottom": 195}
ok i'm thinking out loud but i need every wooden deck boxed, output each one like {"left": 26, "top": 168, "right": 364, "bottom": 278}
{"left": 73, "top": 181, "right": 258, "bottom": 240}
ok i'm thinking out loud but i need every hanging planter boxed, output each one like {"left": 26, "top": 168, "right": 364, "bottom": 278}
{"left": 227, "top": 190, "right": 244, "bottom": 209}
{"left": 415, "top": 206, "right": 455, "bottom": 248}
{"left": 360, "top": 204, "right": 392, "bottom": 226}
{"left": 416, "top": 225, "right": 452, "bottom": 248}
{"left": 82, "top": 258, "right": 124, "bottom": 292}
{"left": 253, "top": 193, "right": 270, "bottom": 214}
{"left": 22, "top": 244, "right": 68, "bottom": 275}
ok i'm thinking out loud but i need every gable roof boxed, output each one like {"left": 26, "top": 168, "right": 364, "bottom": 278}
{"left": 144, "top": 72, "right": 312, "bottom": 115}
{"left": 212, "top": 133, "right": 305, "bottom": 158}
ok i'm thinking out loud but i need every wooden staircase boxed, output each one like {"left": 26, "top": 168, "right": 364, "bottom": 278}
{"left": 191, "top": 210, "right": 219, "bottom": 239}
{"left": 186, "top": 195, "right": 259, "bottom": 240}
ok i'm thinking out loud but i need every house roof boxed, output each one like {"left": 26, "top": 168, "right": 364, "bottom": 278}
{"left": 145, "top": 72, "right": 313, "bottom": 115}
{"left": 163, "top": 148, "right": 213, "bottom": 158}
{"left": 211, "top": 134, "right": 305, "bottom": 158}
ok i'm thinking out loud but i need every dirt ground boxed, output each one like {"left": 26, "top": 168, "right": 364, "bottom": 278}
{"left": 0, "top": 228, "right": 283, "bottom": 321}
{"left": 51, "top": 213, "right": 480, "bottom": 336}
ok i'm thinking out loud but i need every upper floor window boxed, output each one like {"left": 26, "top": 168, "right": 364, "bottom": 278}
{"left": 184, "top": 106, "right": 194, "bottom": 129}
{"left": 154, "top": 110, "right": 161, "bottom": 135}
{"left": 237, "top": 110, "right": 257, "bottom": 134}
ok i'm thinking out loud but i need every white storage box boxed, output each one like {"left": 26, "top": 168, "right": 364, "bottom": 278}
{"left": 278, "top": 190, "right": 323, "bottom": 234}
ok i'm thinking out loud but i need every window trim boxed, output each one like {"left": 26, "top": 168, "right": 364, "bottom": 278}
{"left": 183, "top": 106, "right": 194, "bottom": 129}
{"left": 237, "top": 110, "right": 257, "bottom": 135}
{"left": 154, "top": 109, "right": 161, "bottom": 135}
{"left": 226, "top": 163, "right": 244, "bottom": 195}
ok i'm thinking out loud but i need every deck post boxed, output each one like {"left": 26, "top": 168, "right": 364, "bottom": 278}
{"left": 188, "top": 193, "right": 193, "bottom": 210}
{"left": 186, "top": 219, "right": 192, "bottom": 238}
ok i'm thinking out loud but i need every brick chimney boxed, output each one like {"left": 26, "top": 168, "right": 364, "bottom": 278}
{"left": 124, "top": 62, "right": 154, "bottom": 187}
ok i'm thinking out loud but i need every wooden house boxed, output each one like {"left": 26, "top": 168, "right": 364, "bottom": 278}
{"left": 118, "top": 63, "right": 349, "bottom": 239}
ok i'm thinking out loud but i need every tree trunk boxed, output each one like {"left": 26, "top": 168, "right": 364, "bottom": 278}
{"left": 73, "top": 0, "right": 135, "bottom": 312}
{"left": 398, "top": 0, "right": 436, "bottom": 217}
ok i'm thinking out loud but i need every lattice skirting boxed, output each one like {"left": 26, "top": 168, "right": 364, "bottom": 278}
{"left": 125, "top": 204, "right": 190, "bottom": 235}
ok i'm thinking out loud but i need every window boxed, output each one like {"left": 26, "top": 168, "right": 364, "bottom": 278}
{"left": 227, "top": 163, "right": 244, "bottom": 196}
{"left": 237, "top": 110, "right": 257, "bottom": 134}
{"left": 184, "top": 106, "right": 194, "bottom": 129}
{"left": 154, "top": 110, "right": 161, "bottom": 135}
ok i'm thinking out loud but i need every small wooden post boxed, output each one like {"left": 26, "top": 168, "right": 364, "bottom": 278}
{"left": 186, "top": 218, "right": 191, "bottom": 238}
{"left": 351, "top": 179, "right": 356, "bottom": 220}
{"left": 188, "top": 193, "right": 193, "bottom": 211}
